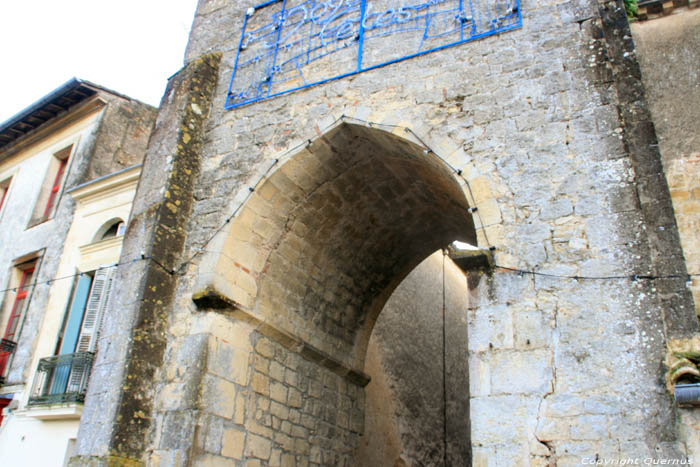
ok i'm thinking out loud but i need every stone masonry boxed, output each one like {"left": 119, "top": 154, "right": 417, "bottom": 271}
{"left": 631, "top": 8, "right": 700, "bottom": 460}
{"left": 70, "top": 0, "right": 699, "bottom": 464}
{"left": 356, "top": 251, "right": 472, "bottom": 466}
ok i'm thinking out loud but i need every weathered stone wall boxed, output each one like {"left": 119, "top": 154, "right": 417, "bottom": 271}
{"left": 81, "top": 97, "right": 157, "bottom": 182}
{"left": 631, "top": 9, "right": 700, "bottom": 460}
{"left": 71, "top": 0, "right": 699, "bottom": 464}
{"left": 356, "top": 251, "right": 471, "bottom": 466}
{"left": 631, "top": 9, "right": 700, "bottom": 318}
{"left": 184, "top": 327, "right": 364, "bottom": 467}
{"left": 71, "top": 55, "right": 222, "bottom": 464}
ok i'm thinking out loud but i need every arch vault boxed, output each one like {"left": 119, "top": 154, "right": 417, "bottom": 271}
{"left": 195, "top": 121, "right": 478, "bottom": 371}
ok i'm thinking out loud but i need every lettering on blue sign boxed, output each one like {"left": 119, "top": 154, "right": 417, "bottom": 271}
{"left": 226, "top": 0, "right": 521, "bottom": 108}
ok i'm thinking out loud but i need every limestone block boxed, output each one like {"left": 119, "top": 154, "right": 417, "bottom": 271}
{"left": 281, "top": 453, "right": 295, "bottom": 467}
{"left": 617, "top": 440, "right": 654, "bottom": 459}
{"left": 280, "top": 420, "right": 292, "bottom": 436}
{"left": 471, "top": 446, "right": 495, "bottom": 467}
{"left": 470, "top": 176, "right": 496, "bottom": 204}
{"left": 490, "top": 349, "right": 553, "bottom": 395}
{"left": 270, "top": 401, "right": 289, "bottom": 420}
{"left": 583, "top": 396, "right": 621, "bottom": 415}
{"left": 468, "top": 304, "right": 514, "bottom": 352}
{"left": 285, "top": 369, "right": 298, "bottom": 387}
{"left": 535, "top": 417, "right": 571, "bottom": 441}
{"left": 269, "top": 449, "right": 282, "bottom": 467}
{"left": 557, "top": 455, "right": 588, "bottom": 467}
{"left": 245, "top": 434, "right": 272, "bottom": 460}
{"left": 198, "top": 414, "right": 223, "bottom": 455}
{"left": 469, "top": 353, "right": 492, "bottom": 397}
{"left": 234, "top": 390, "right": 247, "bottom": 425}
{"left": 245, "top": 192, "right": 277, "bottom": 219}
{"left": 470, "top": 395, "right": 540, "bottom": 445}
{"left": 251, "top": 372, "right": 270, "bottom": 397}
{"left": 221, "top": 264, "right": 258, "bottom": 297}
{"left": 275, "top": 432, "right": 294, "bottom": 451}
{"left": 210, "top": 338, "right": 251, "bottom": 385}
{"left": 475, "top": 198, "right": 503, "bottom": 228}
{"left": 539, "top": 198, "right": 574, "bottom": 221}
{"left": 255, "top": 356, "right": 270, "bottom": 374}
{"left": 553, "top": 440, "right": 595, "bottom": 458}
{"left": 543, "top": 394, "right": 584, "bottom": 418}
{"left": 202, "top": 374, "right": 236, "bottom": 419}
{"left": 310, "top": 446, "right": 322, "bottom": 464}
{"left": 224, "top": 238, "right": 267, "bottom": 273}
{"left": 249, "top": 420, "right": 274, "bottom": 439}
{"left": 158, "top": 382, "right": 190, "bottom": 411}
{"left": 270, "top": 361, "right": 285, "bottom": 381}
{"left": 257, "top": 396, "right": 270, "bottom": 412}
{"left": 221, "top": 429, "right": 245, "bottom": 460}
{"left": 255, "top": 338, "right": 276, "bottom": 359}
{"left": 197, "top": 454, "right": 238, "bottom": 467}
{"left": 288, "top": 388, "right": 303, "bottom": 408}
{"left": 270, "top": 381, "right": 288, "bottom": 403}
{"left": 295, "top": 438, "right": 311, "bottom": 455}
{"left": 513, "top": 309, "right": 553, "bottom": 349}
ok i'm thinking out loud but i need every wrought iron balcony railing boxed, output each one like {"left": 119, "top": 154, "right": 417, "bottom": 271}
{"left": 27, "top": 352, "right": 94, "bottom": 406}
{"left": 0, "top": 338, "right": 18, "bottom": 385}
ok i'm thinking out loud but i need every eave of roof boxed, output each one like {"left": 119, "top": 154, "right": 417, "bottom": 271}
{"left": 0, "top": 78, "right": 140, "bottom": 153}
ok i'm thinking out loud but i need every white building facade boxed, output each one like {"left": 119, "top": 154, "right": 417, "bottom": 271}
{"left": 0, "top": 80, "right": 154, "bottom": 466}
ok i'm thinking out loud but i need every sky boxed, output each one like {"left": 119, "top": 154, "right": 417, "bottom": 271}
{"left": 0, "top": 0, "right": 200, "bottom": 123}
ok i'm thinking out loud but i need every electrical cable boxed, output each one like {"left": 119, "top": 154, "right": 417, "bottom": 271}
{"left": 442, "top": 250, "right": 448, "bottom": 467}
{"left": 493, "top": 264, "right": 699, "bottom": 282}
{"left": 0, "top": 257, "right": 152, "bottom": 295}
{"left": 3, "top": 116, "right": 697, "bottom": 297}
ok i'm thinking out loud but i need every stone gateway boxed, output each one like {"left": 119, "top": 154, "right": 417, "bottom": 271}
{"left": 67, "top": 0, "right": 700, "bottom": 465}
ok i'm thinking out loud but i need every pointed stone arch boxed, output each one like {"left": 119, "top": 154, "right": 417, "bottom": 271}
{"left": 196, "top": 121, "right": 479, "bottom": 371}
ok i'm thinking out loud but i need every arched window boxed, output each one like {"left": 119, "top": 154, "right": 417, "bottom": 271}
{"left": 94, "top": 219, "right": 125, "bottom": 242}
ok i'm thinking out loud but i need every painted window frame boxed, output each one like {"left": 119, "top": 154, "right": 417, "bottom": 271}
{"left": 0, "top": 258, "right": 41, "bottom": 383}
{"left": 55, "top": 266, "right": 115, "bottom": 357}
{"left": 45, "top": 267, "right": 114, "bottom": 399}
{"left": 0, "top": 176, "right": 12, "bottom": 217}
{"left": 27, "top": 143, "right": 77, "bottom": 228}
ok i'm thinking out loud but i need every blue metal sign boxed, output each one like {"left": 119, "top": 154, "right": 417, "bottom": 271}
{"left": 226, "top": 0, "right": 521, "bottom": 108}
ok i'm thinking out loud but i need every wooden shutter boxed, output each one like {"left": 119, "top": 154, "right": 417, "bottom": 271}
{"left": 67, "top": 267, "right": 113, "bottom": 393}
{"left": 49, "top": 274, "right": 93, "bottom": 395}
{"left": 43, "top": 155, "right": 69, "bottom": 217}
{"left": 0, "top": 179, "right": 10, "bottom": 212}
{"left": 59, "top": 275, "right": 93, "bottom": 355}
{"left": 0, "top": 266, "right": 34, "bottom": 380}
{"left": 74, "top": 267, "right": 113, "bottom": 353}
{"left": 3, "top": 267, "right": 35, "bottom": 341}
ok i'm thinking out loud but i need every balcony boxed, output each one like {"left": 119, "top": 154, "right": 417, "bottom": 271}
{"left": 27, "top": 352, "right": 94, "bottom": 406}
{"left": 0, "top": 338, "right": 17, "bottom": 385}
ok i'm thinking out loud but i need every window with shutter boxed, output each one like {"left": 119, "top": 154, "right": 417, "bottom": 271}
{"left": 3, "top": 267, "right": 35, "bottom": 341}
{"left": 43, "top": 157, "right": 68, "bottom": 217}
{"left": 28, "top": 145, "right": 73, "bottom": 227}
{"left": 1, "top": 263, "right": 36, "bottom": 382}
{"left": 49, "top": 274, "right": 93, "bottom": 395}
{"left": 0, "top": 177, "right": 11, "bottom": 215}
{"left": 66, "top": 267, "right": 114, "bottom": 392}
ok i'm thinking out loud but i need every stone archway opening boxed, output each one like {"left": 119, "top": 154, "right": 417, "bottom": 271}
{"left": 356, "top": 249, "right": 473, "bottom": 466}
{"left": 197, "top": 121, "right": 480, "bottom": 465}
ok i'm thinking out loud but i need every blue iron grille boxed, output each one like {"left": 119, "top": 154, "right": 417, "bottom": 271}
{"left": 226, "top": 0, "right": 522, "bottom": 108}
